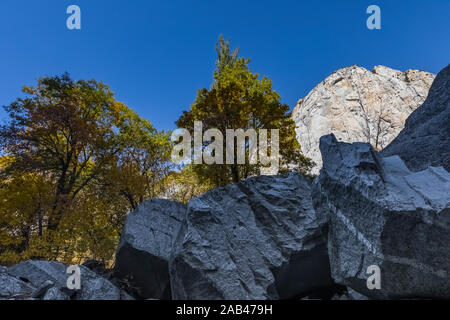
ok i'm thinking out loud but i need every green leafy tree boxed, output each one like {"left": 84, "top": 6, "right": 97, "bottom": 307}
{"left": 0, "top": 74, "right": 173, "bottom": 264}
{"left": 100, "top": 111, "right": 174, "bottom": 211}
{"left": 0, "top": 74, "right": 128, "bottom": 230}
{"left": 0, "top": 165, "right": 54, "bottom": 264}
{"left": 162, "top": 164, "right": 213, "bottom": 203}
{"left": 176, "top": 36, "right": 312, "bottom": 186}
{"left": 215, "top": 35, "right": 240, "bottom": 75}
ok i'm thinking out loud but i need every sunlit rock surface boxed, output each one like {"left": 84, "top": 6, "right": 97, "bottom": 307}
{"left": 170, "top": 173, "right": 335, "bottom": 300}
{"left": 293, "top": 65, "right": 434, "bottom": 174}
{"left": 313, "top": 134, "right": 450, "bottom": 299}
{"left": 115, "top": 199, "right": 186, "bottom": 299}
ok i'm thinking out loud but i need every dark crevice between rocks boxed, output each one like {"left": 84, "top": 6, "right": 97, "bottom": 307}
{"left": 270, "top": 242, "right": 344, "bottom": 300}
{"left": 113, "top": 243, "right": 172, "bottom": 300}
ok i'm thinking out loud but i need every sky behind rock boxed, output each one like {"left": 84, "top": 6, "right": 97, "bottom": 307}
{"left": 0, "top": 0, "right": 449, "bottom": 130}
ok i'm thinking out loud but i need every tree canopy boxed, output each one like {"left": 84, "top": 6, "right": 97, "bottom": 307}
{"left": 0, "top": 73, "right": 173, "bottom": 264}
{"left": 176, "top": 36, "right": 312, "bottom": 186}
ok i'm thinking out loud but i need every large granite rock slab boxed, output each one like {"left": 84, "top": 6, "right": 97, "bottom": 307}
{"left": 114, "top": 199, "right": 186, "bottom": 299}
{"left": 381, "top": 64, "right": 450, "bottom": 172}
{"left": 292, "top": 65, "right": 434, "bottom": 174}
{"left": 169, "top": 173, "right": 335, "bottom": 300}
{"left": 313, "top": 134, "right": 450, "bottom": 299}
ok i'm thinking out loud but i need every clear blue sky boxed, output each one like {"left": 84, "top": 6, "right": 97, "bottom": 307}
{"left": 0, "top": 0, "right": 449, "bottom": 130}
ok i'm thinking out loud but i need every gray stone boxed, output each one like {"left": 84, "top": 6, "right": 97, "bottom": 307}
{"left": 8, "top": 261, "right": 68, "bottom": 290}
{"left": 32, "top": 279, "right": 55, "bottom": 298}
{"left": 119, "top": 290, "right": 135, "bottom": 300}
{"left": 331, "top": 288, "right": 369, "bottom": 300}
{"left": 313, "top": 134, "right": 450, "bottom": 299}
{"left": 0, "top": 272, "right": 35, "bottom": 299}
{"left": 292, "top": 65, "right": 434, "bottom": 175}
{"left": 42, "top": 287, "right": 70, "bottom": 300}
{"left": 170, "top": 173, "right": 334, "bottom": 300}
{"left": 381, "top": 64, "right": 450, "bottom": 172}
{"left": 7, "top": 260, "right": 122, "bottom": 300}
{"left": 347, "top": 288, "right": 370, "bottom": 300}
{"left": 75, "top": 270, "right": 121, "bottom": 300}
{"left": 115, "top": 199, "right": 186, "bottom": 299}
{"left": 331, "top": 293, "right": 350, "bottom": 300}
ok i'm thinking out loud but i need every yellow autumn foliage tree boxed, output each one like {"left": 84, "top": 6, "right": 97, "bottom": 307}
{"left": 0, "top": 74, "right": 173, "bottom": 265}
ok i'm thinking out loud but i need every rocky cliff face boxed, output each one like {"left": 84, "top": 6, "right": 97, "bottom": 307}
{"left": 292, "top": 65, "right": 435, "bottom": 175}
{"left": 381, "top": 65, "right": 450, "bottom": 172}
